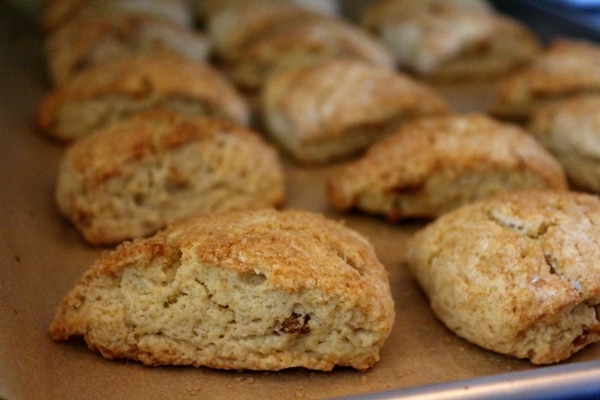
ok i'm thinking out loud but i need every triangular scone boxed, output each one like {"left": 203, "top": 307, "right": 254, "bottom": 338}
{"left": 220, "top": 15, "right": 395, "bottom": 92}
{"left": 45, "top": 13, "right": 212, "bottom": 86}
{"left": 491, "top": 39, "right": 600, "bottom": 121}
{"left": 55, "top": 110, "right": 285, "bottom": 246}
{"left": 35, "top": 55, "right": 250, "bottom": 142}
{"left": 261, "top": 58, "right": 451, "bottom": 163}
{"left": 360, "top": 0, "right": 540, "bottom": 81}
{"left": 327, "top": 114, "right": 567, "bottom": 221}
{"left": 49, "top": 208, "right": 395, "bottom": 371}
{"left": 528, "top": 94, "right": 600, "bottom": 193}
{"left": 406, "top": 190, "right": 600, "bottom": 364}
{"left": 41, "top": 0, "right": 193, "bottom": 33}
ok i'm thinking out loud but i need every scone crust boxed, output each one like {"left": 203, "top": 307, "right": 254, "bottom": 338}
{"left": 261, "top": 58, "right": 450, "bottom": 163}
{"left": 406, "top": 190, "right": 600, "bottom": 364}
{"left": 327, "top": 114, "right": 567, "bottom": 220}
{"left": 491, "top": 39, "right": 600, "bottom": 120}
{"left": 49, "top": 208, "right": 395, "bottom": 371}
{"left": 55, "top": 110, "right": 285, "bottom": 245}
{"left": 35, "top": 55, "right": 250, "bottom": 141}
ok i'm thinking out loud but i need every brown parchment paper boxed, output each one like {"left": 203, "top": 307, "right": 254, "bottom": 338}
{"left": 1, "top": 3, "right": 599, "bottom": 400}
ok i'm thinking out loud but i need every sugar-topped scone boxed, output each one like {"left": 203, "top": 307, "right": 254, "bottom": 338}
{"left": 406, "top": 190, "right": 600, "bottom": 364}
{"left": 41, "top": 0, "right": 193, "bottom": 32}
{"left": 528, "top": 94, "right": 600, "bottom": 193}
{"left": 55, "top": 110, "right": 284, "bottom": 246}
{"left": 491, "top": 39, "right": 600, "bottom": 121}
{"left": 261, "top": 58, "right": 451, "bottom": 163}
{"left": 45, "top": 13, "right": 212, "bottom": 85}
{"left": 327, "top": 114, "right": 567, "bottom": 220}
{"left": 219, "top": 15, "right": 395, "bottom": 92}
{"left": 49, "top": 208, "right": 395, "bottom": 371}
{"left": 360, "top": 0, "right": 540, "bottom": 81}
{"left": 35, "top": 55, "right": 250, "bottom": 142}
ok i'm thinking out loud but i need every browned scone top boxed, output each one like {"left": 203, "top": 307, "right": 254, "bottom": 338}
{"left": 491, "top": 39, "right": 600, "bottom": 121}
{"left": 55, "top": 110, "right": 285, "bottom": 246}
{"left": 360, "top": 0, "right": 540, "bottom": 81}
{"left": 326, "top": 113, "right": 567, "bottom": 220}
{"left": 49, "top": 208, "right": 395, "bottom": 371}
{"left": 35, "top": 55, "right": 250, "bottom": 142}
{"left": 261, "top": 58, "right": 451, "bottom": 163}
{"left": 41, "top": 0, "right": 193, "bottom": 32}
{"left": 406, "top": 190, "right": 600, "bottom": 364}
{"left": 44, "top": 13, "right": 212, "bottom": 86}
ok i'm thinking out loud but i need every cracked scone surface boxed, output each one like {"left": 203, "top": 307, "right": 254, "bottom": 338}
{"left": 49, "top": 208, "right": 395, "bottom": 371}
{"left": 406, "top": 190, "right": 600, "bottom": 364}
{"left": 55, "top": 110, "right": 285, "bottom": 245}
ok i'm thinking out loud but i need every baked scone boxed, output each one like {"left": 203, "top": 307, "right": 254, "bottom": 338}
{"left": 528, "top": 94, "right": 600, "bottom": 193}
{"left": 45, "top": 13, "right": 212, "bottom": 85}
{"left": 360, "top": 0, "right": 540, "bottom": 81}
{"left": 491, "top": 39, "right": 600, "bottom": 121}
{"left": 326, "top": 114, "right": 567, "bottom": 220}
{"left": 55, "top": 110, "right": 285, "bottom": 245}
{"left": 49, "top": 208, "right": 395, "bottom": 371}
{"left": 223, "top": 15, "right": 395, "bottom": 92}
{"left": 41, "top": 0, "right": 193, "bottom": 32}
{"left": 261, "top": 58, "right": 451, "bottom": 163}
{"left": 35, "top": 55, "right": 250, "bottom": 142}
{"left": 406, "top": 190, "right": 600, "bottom": 364}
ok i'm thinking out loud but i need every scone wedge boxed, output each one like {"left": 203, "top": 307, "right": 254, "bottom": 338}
{"left": 55, "top": 110, "right": 285, "bottom": 246}
{"left": 327, "top": 114, "right": 567, "bottom": 220}
{"left": 406, "top": 190, "right": 600, "bottom": 364}
{"left": 49, "top": 208, "right": 395, "bottom": 371}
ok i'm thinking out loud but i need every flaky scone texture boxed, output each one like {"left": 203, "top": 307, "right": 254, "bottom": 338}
{"left": 45, "top": 13, "right": 212, "bottom": 86}
{"left": 327, "top": 114, "right": 567, "bottom": 220}
{"left": 491, "top": 39, "right": 600, "bottom": 120}
{"left": 55, "top": 110, "right": 285, "bottom": 245}
{"left": 529, "top": 94, "right": 600, "bottom": 193}
{"left": 35, "top": 55, "right": 250, "bottom": 142}
{"left": 49, "top": 208, "right": 395, "bottom": 371}
{"left": 261, "top": 58, "right": 450, "bottom": 163}
{"left": 406, "top": 190, "right": 600, "bottom": 364}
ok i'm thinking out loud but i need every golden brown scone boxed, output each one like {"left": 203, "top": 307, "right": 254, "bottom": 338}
{"left": 223, "top": 15, "right": 395, "bottom": 92}
{"left": 49, "top": 208, "right": 395, "bottom": 371}
{"left": 41, "top": 0, "right": 193, "bottom": 32}
{"left": 35, "top": 55, "right": 250, "bottom": 142}
{"left": 45, "top": 13, "right": 212, "bottom": 86}
{"left": 55, "top": 110, "right": 285, "bottom": 246}
{"left": 261, "top": 58, "right": 451, "bottom": 163}
{"left": 360, "top": 0, "right": 540, "bottom": 81}
{"left": 406, "top": 190, "right": 600, "bottom": 364}
{"left": 528, "top": 94, "right": 600, "bottom": 193}
{"left": 491, "top": 39, "right": 600, "bottom": 121}
{"left": 326, "top": 114, "right": 568, "bottom": 220}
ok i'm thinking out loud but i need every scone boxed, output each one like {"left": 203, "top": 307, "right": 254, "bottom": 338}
{"left": 326, "top": 114, "right": 567, "bottom": 220}
{"left": 261, "top": 58, "right": 451, "bottom": 163}
{"left": 491, "top": 39, "right": 600, "bottom": 121}
{"left": 49, "top": 208, "right": 395, "bottom": 371}
{"left": 45, "top": 13, "right": 212, "bottom": 85}
{"left": 406, "top": 190, "right": 600, "bottom": 364}
{"left": 528, "top": 94, "right": 600, "bottom": 193}
{"left": 35, "top": 55, "right": 250, "bottom": 142}
{"left": 41, "top": 0, "right": 193, "bottom": 32}
{"left": 55, "top": 110, "right": 285, "bottom": 246}
{"left": 360, "top": 0, "right": 540, "bottom": 81}
{"left": 219, "top": 15, "right": 395, "bottom": 92}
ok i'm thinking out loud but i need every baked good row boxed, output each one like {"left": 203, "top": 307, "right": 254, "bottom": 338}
{"left": 37, "top": 0, "right": 600, "bottom": 371}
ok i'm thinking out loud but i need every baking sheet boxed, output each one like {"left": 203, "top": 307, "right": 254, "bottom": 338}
{"left": 1, "top": 3, "right": 599, "bottom": 400}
